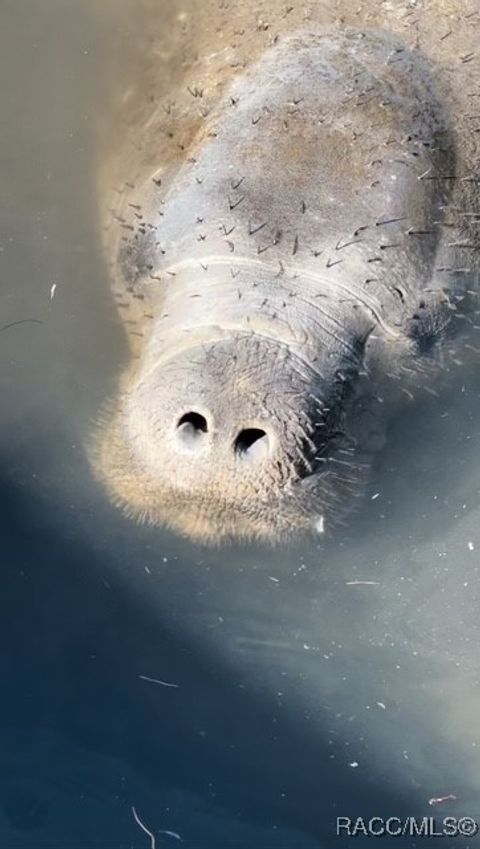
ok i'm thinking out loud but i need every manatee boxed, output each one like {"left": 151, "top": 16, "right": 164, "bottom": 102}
{"left": 95, "top": 0, "right": 480, "bottom": 544}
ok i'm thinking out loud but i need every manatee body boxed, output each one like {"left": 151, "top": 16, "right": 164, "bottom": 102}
{"left": 97, "top": 0, "right": 480, "bottom": 543}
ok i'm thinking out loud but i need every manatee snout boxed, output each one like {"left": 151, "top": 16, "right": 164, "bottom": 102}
{"left": 165, "top": 342, "right": 277, "bottom": 468}
{"left": 106, "top": 332, "right": 361, "bottom": 543}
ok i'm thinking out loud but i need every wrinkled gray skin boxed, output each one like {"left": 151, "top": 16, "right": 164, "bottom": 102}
{"left": 96, "top": 0, "right": 480, "bottom": 544}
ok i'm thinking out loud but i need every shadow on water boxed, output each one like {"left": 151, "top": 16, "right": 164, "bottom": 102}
{"left": 2, "top": 383, "right": 480, "bottom": 848}
{"left": 2, "top": 1, "right": 480, "bottom": 847}
{"left": 0, "top": 455, "right": 424, "bottom": 849}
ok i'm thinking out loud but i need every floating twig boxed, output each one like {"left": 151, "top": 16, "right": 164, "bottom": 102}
{"left": 139, "top": 674, "right": 179, "bottom": 688}
{"left": 132, "top": 806, "right": 156, "bottom": 849}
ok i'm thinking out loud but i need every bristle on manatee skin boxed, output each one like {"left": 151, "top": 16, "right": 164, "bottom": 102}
{"left": 94, "top": 3, "right": 480, "bottom": 545}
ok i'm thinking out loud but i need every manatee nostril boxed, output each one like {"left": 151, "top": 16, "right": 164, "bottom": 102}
{"left": 175, "top": 411, "right": 208, "bottom": 452}
{"left": 234, "top": 428, "right": 269, "bottom": 461}
{"left": 177, "top": 411, "right": 208, "bottom": 433}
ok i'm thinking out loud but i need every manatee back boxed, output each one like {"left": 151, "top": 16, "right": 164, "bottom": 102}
{"left": 117, "top": 29, "right": 451, "bottom": 309}
{"left": 99, "top": 4, "right": 480, "bottom": 350}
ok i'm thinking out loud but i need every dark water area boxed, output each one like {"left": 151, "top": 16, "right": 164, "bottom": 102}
{"left": 2, "top": 2, "right": 480, "bottom": 847}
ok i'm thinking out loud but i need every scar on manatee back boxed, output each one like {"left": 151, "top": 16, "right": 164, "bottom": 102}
{"left": 92, "top": 25, "right": 478, "bottom": 545}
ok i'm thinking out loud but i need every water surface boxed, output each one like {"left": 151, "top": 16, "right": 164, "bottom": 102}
{"left": 1, "top": 2, "right": 480, "bottom": 847}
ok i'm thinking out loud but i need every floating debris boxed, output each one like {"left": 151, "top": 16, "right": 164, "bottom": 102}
{"left": 49, "top": 283, "right": 57, "bottom": 300}
{"left": 345, "top": 580, "right": 380, "bottom": 587}
{"left": 1, "top": 318, "right": 43, "bottom": 333}
{"left": 349, "top": 761, "right": 359, "bottom": 768}
{"left": 467, "top": 541, "right": 475, "bottom": 551}
{"left": 371, "top": 492, "right": 380, "bottom": 500}
{"left": 131, "top": 806, "right": 156, "bottom": 849}
{"left": 315, "top": 515, "right": 325, "bottom": 534}
{"left": 428, "top": 794, "right": 457, "bottom": 807}
{"left": 139, "top": 675, "right": 179, "bottom": 689}
{"left": 159, "top": 830, "right": 183, "bottom": 842}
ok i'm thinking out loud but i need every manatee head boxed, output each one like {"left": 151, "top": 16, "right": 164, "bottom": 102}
{"left": 95, "top": 24, "right": 440, "bottom": 545}
{"left": 95, "top": 313, "right": 383, "bottom": 545}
